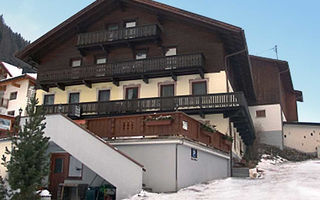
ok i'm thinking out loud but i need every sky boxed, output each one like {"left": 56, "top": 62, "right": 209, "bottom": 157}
{"left": 1, "top": 0, "right": 319, "bottom": 123}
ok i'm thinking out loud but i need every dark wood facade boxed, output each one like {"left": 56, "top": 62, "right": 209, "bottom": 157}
{"left": 250, "top": 55, "right": 301, "bottom": 121}
{"left": 16, "top": 0, "right": 255, "bottom": 101}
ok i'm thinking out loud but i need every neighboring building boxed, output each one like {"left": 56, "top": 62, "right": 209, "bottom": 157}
{"left": 283, "top": 122, "right": 320, "bottom": 155}
{"left": 248, "top": 56, "right": 303, "bottom": 149}
{"left": 0, "top": 114, "right": 14, "bottom": 179}
{"left": 16, "top": 0, "right": 256, "bottom": 198}
{"left": 0, "top": 61, "right": 37, "bottom": 116}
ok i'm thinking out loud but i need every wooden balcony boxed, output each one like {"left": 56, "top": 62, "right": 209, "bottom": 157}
{"left": 38, "top": 53, "right": 205, "bottom": 87}
{"left": 76, "top": 24, "right": 161, "bottom": 48}
{"left": 79, "top": 112, "right": 232, "bottom": 153}
{"left": 40, "top": 92, "right": 255, "bottom": 145}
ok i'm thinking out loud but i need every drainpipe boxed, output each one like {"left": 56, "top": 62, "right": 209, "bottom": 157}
{"left": 279, "top": 68, "right": 289, "bottom": 150}
{"left": 224, "top": 48, "right": 247, "bottom": 93}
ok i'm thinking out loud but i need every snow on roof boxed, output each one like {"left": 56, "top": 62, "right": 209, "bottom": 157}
{"left": 1, "top": 61, "right": 23, "bottom": 77}
{"left": 26, "top": 73, "right": 37, "bottom": 79}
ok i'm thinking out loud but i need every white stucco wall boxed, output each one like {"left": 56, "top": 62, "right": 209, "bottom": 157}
{"left": 283, "top": 123, "right": 320, "bottom": 154}
{"left": 249, "top": 104, "right": 283, "bottom": 149}
{"left": 36, "top": 71, "right": 230, "bottom": 104}
{"left": 111, "top": 139, "right": 230, "bottom": 193}
{"left": 177, "top": 143, "right": 229, "bottom": 190}
{"left": 0, "top": 79, "right": 32, "bottom": 116}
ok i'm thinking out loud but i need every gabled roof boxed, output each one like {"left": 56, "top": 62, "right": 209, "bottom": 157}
{"left": 249, "top": 55, "right": 303, "bottom": 102}
{"left": 15, "top": 0, "right": 255, "bottom": 100}
{"left": 16, "top": 0, "right": 245, "bottom": 64}
{"left": 0, "top": 61, "right": 23, "bottom": 77}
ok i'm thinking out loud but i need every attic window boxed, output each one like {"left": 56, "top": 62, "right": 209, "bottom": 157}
{"left": 71, "top": 58, "right": 82, "bottom": 67}
{"left": 256, "top": 110, "right": 266, "bottom": 118}
{"left": 125, "top": 20, "right": 136, "bottom": 28}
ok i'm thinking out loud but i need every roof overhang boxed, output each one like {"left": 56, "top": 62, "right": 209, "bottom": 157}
{"left": 249, "top": 55, "right": 303, "bottom": 102}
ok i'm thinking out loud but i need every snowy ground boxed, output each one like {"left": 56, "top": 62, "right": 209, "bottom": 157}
{"left": 127, "top": 156, "right": 320, "bottom": 200}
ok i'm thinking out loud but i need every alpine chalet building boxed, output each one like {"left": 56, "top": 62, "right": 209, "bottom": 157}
{"left": 14, "top": 0, "right": 305, "bottom": 199}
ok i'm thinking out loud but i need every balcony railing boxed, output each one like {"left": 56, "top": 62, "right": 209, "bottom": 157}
{"left": 41, "top": 93, "right": 244, "bottom": 116}
{"left": 38, "top": 53, "right": 205, "bottom": 84}
{"left": 83, "top": 112, "right": 232, "bottom": 153}
{"left": 0, "top": 98, "right": 8, "bottom": 109}
{"left": 40, "top": 92, "right": 255, "bottom": 145}
{"left": 76, "top": 24, "right": 161, "bottom": 47}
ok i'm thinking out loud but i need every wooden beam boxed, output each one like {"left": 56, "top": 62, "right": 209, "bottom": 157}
{"left": 199, "top": 111, "right": 205, "bottom": 119}
{"left": 112, "top": 79, "right": 119, "bottom": 87}
{"left": 12, "top": 82, "right": 20, "bottom": 88}
{"left": 100, "top": 45, "right": 109, "bottom": 53}
{"left": 199, "top": 69, "right": 204, "bottom": 79}
{"left": 157, "top": 14, "right": 165, "bottom": 25}
{"left": 55, "top": 83, "right": 65, "bottom": 91}
{"left": 78, "top": 48, "right": 86, "bottom": 57}
{"left": 142, "top": 75, "right": 149, "bottom": 84}
{"left": 40, "top": 85, "right": 49, "bottom": 92}
{"left": 83, "top": 80, "right": 92, "bottom": 88}
{"left": 171, "top": 72, "right": 177, "bottom": 81}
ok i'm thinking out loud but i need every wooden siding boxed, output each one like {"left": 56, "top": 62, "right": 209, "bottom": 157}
{"left": 38, "top": 6, "right": 225, "bottom": 77}
{"left": 250, "top": 56, "right": 298, "bottom": 121}
{"left": 84, "top": 112, "right": 231, "bottom": 153}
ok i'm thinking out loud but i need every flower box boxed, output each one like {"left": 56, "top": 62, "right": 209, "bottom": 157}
{"left": 145, "top": 119, "right": 172, "bottom": 126}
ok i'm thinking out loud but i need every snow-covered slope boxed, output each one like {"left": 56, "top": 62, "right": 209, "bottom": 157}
{"left": 127, "top": 156, "right": 320, "bottom": 200}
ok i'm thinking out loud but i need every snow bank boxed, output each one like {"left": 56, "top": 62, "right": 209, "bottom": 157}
{"left": 126, "top": 155, "right": 320, "bottom": 200}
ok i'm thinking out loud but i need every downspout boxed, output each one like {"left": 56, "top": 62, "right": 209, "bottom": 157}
{"left": 224, "top": 48, "right": 247, "bottom": 93}
{"left": 279, "top": 68, "right": 289, "bottom": 150}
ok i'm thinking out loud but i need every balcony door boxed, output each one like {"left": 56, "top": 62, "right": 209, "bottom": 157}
{"left": 160, "top": 84, "right": 175, "bottom": 111}
{"left": 124, "top": 20, "right": 136, "bottom": 39}
{"left": 97, "top": 90, "right": 110, "bottom": 114}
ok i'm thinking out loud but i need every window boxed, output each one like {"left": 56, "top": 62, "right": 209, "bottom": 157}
{"left": 54, "top": 158, "right": 64, "bottom": 174}
{"left": 96, "top": 56, "right": 107, "bottom": 65}
{"left": 98, "top": 90, "right": 110, "bottom": 102}
{"left": 44, "top": 94, "right": 55, "bottom": 105}
{"left": 126, "top": 87, "right": 138, "bottom": 100}
{"left": 9, "top": 92, "right": 17, "bottom": 100}
{"left": 69, "top": 93, "right": 80, "bottom": 104}
{"left": 165, "top": 47, "right": 177, "bottom": 57}
{"left": 108, "top": 24, "right": 119, "bottom": 31}
{"left": 125, "top": 20, "right": 136, "bottom": 28}
{"left": 256, "top": 110, "right": 266, "bottom": 118}
{"left": 136, "top": 50, "right": 147, "bottom": 60}
{"left": 192, "top": 81, "right": 207, "bottom": 95}
{"left": 7, "top": 111, "right": 15, "bottom": 116}
{"left": 160, "top": 84, "right": 174, "bottom": 97}
{"left": 70, "top": 58, "right": 81, "bottom": 67}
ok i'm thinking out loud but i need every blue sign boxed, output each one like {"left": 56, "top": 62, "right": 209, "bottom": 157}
{"left": 191, "top": 148, "right": 198, "bottom": 160}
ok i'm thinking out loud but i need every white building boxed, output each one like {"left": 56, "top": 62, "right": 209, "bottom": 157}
{"left": 0, "top": 61, "right": 37, "bottom": 116}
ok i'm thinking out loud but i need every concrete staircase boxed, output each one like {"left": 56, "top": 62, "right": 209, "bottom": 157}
{"left": 24, "top": 114, "right": 144, "bottom": 200}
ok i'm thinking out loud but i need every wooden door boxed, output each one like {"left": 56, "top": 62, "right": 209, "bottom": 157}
{"left": 49, "top": 153, "right": 69, "bottom": 199}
